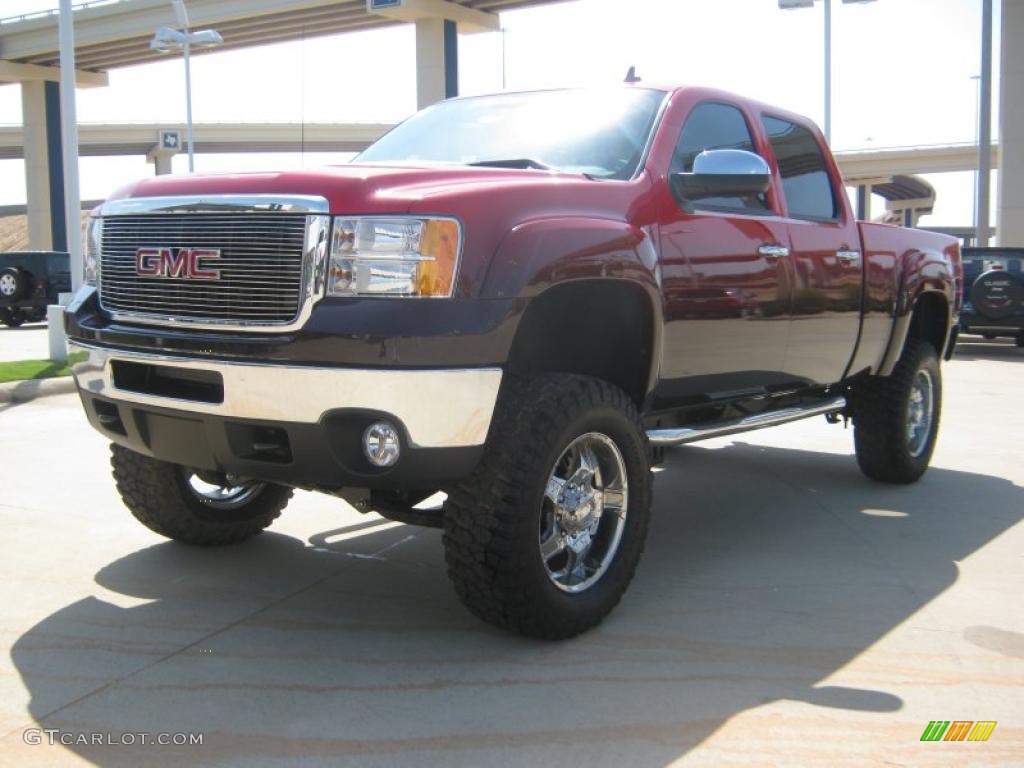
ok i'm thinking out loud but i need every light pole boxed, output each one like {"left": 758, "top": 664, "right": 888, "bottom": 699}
{"left": 778, "top": 0, "right": 877, "bottom": 144}
{"left": 971, "top": 74, "right": 981, "bottom": 242}
{"left": 976, "top": 0, "right": 993, "bottom": 246}
{"left": 149, "top": 0, "right": 222, "bottom": 173}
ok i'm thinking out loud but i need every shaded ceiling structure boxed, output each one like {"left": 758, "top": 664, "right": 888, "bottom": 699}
{"left": 0, "top": 0, "right": 554, "bottom": 70}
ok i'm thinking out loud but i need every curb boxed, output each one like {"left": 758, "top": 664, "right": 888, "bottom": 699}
{"left": 0, "top": 376, "right": 77, "bottom": 405}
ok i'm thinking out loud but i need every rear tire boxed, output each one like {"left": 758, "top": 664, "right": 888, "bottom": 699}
{"left": 110, "top": 444, "right": 291, "bottom": 545}
{"left": 850, "top": 339, "right": 941, "bottom": 484}
{"left": 443, "top": 374, "right": 652, "bottom": 640}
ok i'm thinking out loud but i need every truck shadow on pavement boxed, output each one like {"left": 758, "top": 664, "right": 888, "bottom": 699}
{"left": 9, "top": 444, "right": 1024, "bottom": 767}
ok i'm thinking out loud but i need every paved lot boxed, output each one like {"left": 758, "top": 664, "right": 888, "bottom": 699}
{"left": 0, "top": 324, "right": 54, "bottom": 363}
{"left": 0, "top": 340, "right": 1021, "bottom": 767}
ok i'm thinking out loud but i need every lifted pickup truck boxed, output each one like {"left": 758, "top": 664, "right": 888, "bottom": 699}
{"left": 65, "top": 86, "right": 961, "bottom": 638}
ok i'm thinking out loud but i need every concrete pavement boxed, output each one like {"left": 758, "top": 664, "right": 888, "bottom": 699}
{"left": 0, "top": 341, "right": 1021, "bottom": 766}
{"left": 0, "top": 323, "right": 53, "bottom": 363}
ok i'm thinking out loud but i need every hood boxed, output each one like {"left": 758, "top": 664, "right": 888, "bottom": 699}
{"left": 107, "top": 163, "right": 619, "bottom": 216}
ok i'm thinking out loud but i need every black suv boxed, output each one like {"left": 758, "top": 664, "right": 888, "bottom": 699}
{"left": 959, "top": 247, "right": 1024, "bottom": 347}
{"left": 0, "top": 251, "right": 71, "bottom": 328}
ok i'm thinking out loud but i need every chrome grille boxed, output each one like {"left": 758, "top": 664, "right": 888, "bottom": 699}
{"left": 98, "top": 213, "right": 310, "bottom": 325}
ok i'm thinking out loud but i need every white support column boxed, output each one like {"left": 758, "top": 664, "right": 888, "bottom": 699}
{"left": 368, "top": 0, "right": 494, "bottom": 111}
{"left": 998, "top": 0, "right": 1024, "bottom": 246}
{"left": 415, "top": 17, "right": 447, "bottom": 110}
{"left": 20, "top": 81, "right": 55, "bottom": 251}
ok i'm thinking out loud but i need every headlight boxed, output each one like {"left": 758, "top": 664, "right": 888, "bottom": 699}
{"left": 84, "top": 215, "right": 102, "bottom": 286}
{"left": 327, "top": 217, "right": 461, "bottom": 298}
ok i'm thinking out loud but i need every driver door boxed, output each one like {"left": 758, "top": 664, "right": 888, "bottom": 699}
{"left": 656, "top": 101, "right": 794, "bottom": 404}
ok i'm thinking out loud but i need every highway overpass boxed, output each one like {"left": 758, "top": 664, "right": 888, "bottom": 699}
{"left": 0, "top": 121, "right": 393, "bottom": 159}
{"left": 0, "top": 119, "right": 999, "bottom": 175}
{"left": 0, "top": 118, "right": 975, "bottom": 232}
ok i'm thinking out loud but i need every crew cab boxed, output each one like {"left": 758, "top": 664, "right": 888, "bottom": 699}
{"left": 65, "top": 86, "right": 961, "bottom": 638}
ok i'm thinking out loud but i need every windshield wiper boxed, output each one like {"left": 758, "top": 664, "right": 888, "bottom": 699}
{"left": 468, "top": 158, "right": 553, "bottom": 171}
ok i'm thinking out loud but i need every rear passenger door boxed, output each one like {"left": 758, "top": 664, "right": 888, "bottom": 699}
{"left": 761, "top": 115, "right": 862, "bottom": 385}
{"left": 657, "top": 102, "right": 795, "bottom": 402}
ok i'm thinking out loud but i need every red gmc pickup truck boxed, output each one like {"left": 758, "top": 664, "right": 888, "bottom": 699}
{"left": 65, "top": 85, "right": 961, "bottom": 638}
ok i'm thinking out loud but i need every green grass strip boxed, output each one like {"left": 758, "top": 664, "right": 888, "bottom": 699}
{"left": 0, "top": 351, "right": 86, "bottom": 384}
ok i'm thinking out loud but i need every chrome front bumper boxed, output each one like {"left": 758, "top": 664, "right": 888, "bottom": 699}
{"left": 68, "top": 343, "right": 502, "bottom": 449}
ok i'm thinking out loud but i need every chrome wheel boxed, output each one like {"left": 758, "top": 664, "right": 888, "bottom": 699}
{"left": 182, "top": 471, "right": 265, "bottom": 511}
{"left": 0, "top": 273, "right": 16, "bottom": 297}
{"left": 539, "top": 432, "right": 628, "bottom": 593}
{"left": 906, "top": 369, "right": 934, "bottom": 458}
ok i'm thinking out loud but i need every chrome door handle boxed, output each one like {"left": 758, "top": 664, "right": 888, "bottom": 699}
{"left": 836, "top": 249, "right": 861, "bottom": 264}
{"left": 758, "top": 244, "right": 790, "bottom": 260}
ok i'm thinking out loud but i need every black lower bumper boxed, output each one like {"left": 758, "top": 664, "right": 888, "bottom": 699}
{"left": 79, "top": 392, "right": 483, "bottom": 492}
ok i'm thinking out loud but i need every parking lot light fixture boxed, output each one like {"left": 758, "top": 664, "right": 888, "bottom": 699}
{"left": 149, "top": 0, "right": 223, "bottom": 173}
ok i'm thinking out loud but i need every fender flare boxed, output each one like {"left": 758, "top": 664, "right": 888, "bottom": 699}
{"left": 876, "top": 286, "right": 954, "bottom": 376}
{"left": 481, "top": 216, "right": 664, "bottom": 397}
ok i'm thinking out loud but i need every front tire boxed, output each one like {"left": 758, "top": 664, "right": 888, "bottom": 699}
{"left": 850, "top": 339, "right": 942, "bottom": 484}
{"left": 443, "top": 375, "right": 652, "bottom": 639}
{"left": 110, "top": 444, "right": 292, "bottom": 545}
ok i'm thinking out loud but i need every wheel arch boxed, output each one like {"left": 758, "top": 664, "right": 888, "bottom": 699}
{"left": 877, "top": 289, "right": 953, "bottom": 376}
{"left": 506, "top": 278, "right": 660, "bottom": 407}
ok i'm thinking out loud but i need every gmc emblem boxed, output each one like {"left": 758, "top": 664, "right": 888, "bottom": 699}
{"left": 135, "top": 247, "right": 222, "bottom": 280}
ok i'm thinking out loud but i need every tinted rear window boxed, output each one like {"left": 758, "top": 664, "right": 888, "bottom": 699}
{"left": 762, "top": 115, "right": 837, "bottom": 221}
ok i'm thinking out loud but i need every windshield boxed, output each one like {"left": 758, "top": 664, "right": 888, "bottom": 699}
{"left": 356, "top": 88, "right": 667, "bottom": 180}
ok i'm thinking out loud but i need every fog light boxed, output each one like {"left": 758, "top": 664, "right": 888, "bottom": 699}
{"left": 363, "top": 421, "right": 401, "bottom": 467}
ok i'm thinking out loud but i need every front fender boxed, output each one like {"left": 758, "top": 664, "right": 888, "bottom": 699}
{"left": 480, "top": 216, "right": 664, "bottom": 396}
{"left": 479, "top": 216, "right": 660, "bottom": 300}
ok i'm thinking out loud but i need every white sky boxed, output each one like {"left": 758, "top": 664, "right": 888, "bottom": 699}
{"left": 0, "top": 0, "right": 999, "bottom": 226}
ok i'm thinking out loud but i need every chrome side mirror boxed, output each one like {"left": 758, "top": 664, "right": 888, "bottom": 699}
{"left": 671, "top": 149, "right": 772, "bottom": 201}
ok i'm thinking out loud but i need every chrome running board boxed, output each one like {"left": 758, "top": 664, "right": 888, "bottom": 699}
{"left": 646, "top": 396, "right": 846, "bottom": 447}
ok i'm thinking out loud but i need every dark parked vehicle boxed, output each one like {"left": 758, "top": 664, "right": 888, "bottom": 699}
{"left": 0, "top": 251, "right": 71, "bottom": 328}
{"left": 65, "top": 86, "right": 961, "bottom": 639}
{"left": 958, "top": 247, "right": 1024, "bottom": 346}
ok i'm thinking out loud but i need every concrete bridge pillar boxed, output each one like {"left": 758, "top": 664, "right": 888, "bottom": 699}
{"left": 415, "top": 17, "right": 458, "bottom": 110}
{"left": 20, "top": 80, "right": 64, "bottom": 251}
{"left": 367, "top": 0, "right": 498, "bottom": 109}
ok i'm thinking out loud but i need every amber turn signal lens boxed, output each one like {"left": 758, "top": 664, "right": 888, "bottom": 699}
{"left": 416, "top": 219, "right": 460, "bottom": 297}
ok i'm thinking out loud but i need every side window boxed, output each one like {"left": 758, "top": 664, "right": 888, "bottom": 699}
{"left": 671, "top": 102, "right": 768, "bottom": 213}
{"left": 762, "top": 115, "right": 838, "bottom": 221}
